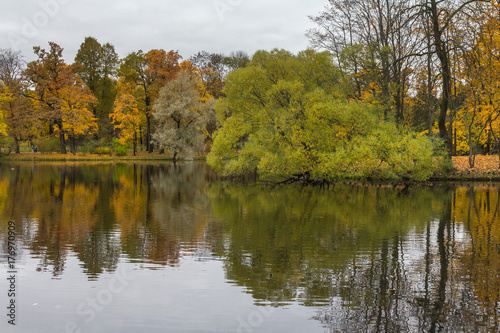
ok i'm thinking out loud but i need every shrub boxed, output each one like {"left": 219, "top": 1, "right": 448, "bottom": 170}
{"left": 112, "top": 138, "right": 129, "bottom": 156}
{"left": 0, "top": 136, "right": 13, "bottom": 155}
{"left": 92, "top": 147, "right": 112, "bottom": 155}
{"left": 0, "top": 136, "right": 15, "bottom": 152}
{"left": 34, "top": 137, "right": 60, "bottom": 153}
{"left": 431, "top": 136, "right": 454, "bottom": 173}
{"left": 79, "top": 140, "right": 99, "bottom": 155}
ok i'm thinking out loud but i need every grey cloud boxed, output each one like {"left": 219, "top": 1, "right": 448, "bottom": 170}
{"left": 0, "top": 0, "right": 325, "bottom": 62}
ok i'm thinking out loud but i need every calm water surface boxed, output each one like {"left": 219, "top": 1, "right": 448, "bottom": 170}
{"left": 0, "top": 162, "right": 499, "bottom": 332}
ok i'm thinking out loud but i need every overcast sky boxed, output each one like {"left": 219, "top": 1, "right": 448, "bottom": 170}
{"left": 0, "top": 0, "right": 327, "bottom": 62}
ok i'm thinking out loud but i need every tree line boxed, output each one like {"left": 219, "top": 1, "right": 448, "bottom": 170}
{"left": 307, "top": 0, "right": 500, "bottom": 167}
{"left": 0, "top": 38, "right": 249, "bottom": 159}
{"left": 1, "top": 0, "right": 500, "bottom": 180}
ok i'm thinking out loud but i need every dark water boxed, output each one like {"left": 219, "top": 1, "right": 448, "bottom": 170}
{"left": 0, "top": 162, "right": 499, "bottom": 332}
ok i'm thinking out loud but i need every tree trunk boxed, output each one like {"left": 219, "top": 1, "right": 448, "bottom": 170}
{"left": 469, "top": 146, "right": 475, "bottom": 168}
{"left": 489, "top": 122, "right": 500, "bottom": 168}
{"left": 454, "top": 129, "right": 457, "bottom": 156}
{"left": 146, "top": 114, "right": 152, "bottom": 153}
{"left": 498, "top": 143, "right": 500, "bottom": 169}
{"left": 59, "top": 133, "right": 66, "bottom": 154}
{"left": 486, "top": 129, "right": 491, "bottom": 155}
{"left": 430, "top": 0, "right": 453, "bottom": 154}
{"left": 133, "top": 130, "right": 137, "bottom": 157}
{"left": 437, "top": 51, "right": 452, "bottom": 153}
{"left": 145, "top": 93, "right": 153, "bottom": 153}
{"left": 448, "top": 113, "right": 455, "bottom": 155}
{"left": 14, "top": 137, "right": 20, "bottom": 154}
{"left": 468, "top": 103, "right": 476, "bottom": 168}
{"left": 426, "top": 26, "right": 434, "bottom": 136}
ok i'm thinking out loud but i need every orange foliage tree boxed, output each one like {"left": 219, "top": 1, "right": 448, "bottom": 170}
{"left": 24, "top": 42, "right": 97, "bottom": 154}
{"left": 118, "top": 49, "right": 182, "bottom": 153}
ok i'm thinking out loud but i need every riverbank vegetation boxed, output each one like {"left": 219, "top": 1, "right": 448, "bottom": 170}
{"left": 0, "top": 153, "right": 495, "bottom": 181}
{"left": 2, "top": 1, "right": 500, "bottom": 182}
{"left": 207, "top": 50, "right": 447, "bottom": 182}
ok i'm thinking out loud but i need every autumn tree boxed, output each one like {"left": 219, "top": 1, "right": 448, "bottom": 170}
{"left": 24, "top": 42, "right": 97, "bottom": 154}
{"left": 152, "top": 71, "right": 215, "bottom": 162}
{"left": 0, "top": 49, "right": 37, "bottom": 153}
{"left": 0, "top": 91, "right": 9, "bottom": 138}
{"left": 455, "top": 1, "right": 500, "bottom": 166}
{"left": 0, "top": 49, "right": 24, "bottom": 87}
{"left": 74, "top": 37, "right": 119, "bottom": 139}
{"left": 308, "top": 0, "right": 418, "bottom": 120}
{"left": 189, "top": 51, "right": 227, "bottom": 98}
{"left": 409, "top": 13, "right": 441, "bottom": 135}
{"left": 109, "top": 87, "right": 145, "bottom": 156}
{"left": 224, "top": 51, "right": 250, "bottom": 72}
{"left": 0, "top": 85, "right": 37, "bottom": 153}
{"left": 118, "top": 49, "right": 182, "bottom": 153}
{"left": 60, "top": 82, "right": 98, "bottom": 155}
{"left": 309, "top": 0, "right": 490, "bottom": 155}
{"left": 420, "top": 0, "right": 472, "bottom": 150}
{"left": 188, "top": 50, "right": 251, "bottom": 99}
{"left": 411, "top": 0, "right": 488, "bottom": 152}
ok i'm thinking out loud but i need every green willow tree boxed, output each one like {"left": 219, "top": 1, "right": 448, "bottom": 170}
{"left": 208, "top": 49, "right": 443, "bottom": 182}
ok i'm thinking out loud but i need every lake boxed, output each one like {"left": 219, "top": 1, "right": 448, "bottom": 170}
{"left": 0, "top": 162, "right": 499, "bottom": 332}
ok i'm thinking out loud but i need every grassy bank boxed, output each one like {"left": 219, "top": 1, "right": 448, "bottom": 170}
{"left": 0, "top": 151, "right": 177, "bottom": 162}
{"left": 430, "top": 155, "right": 500, "bottom": 181}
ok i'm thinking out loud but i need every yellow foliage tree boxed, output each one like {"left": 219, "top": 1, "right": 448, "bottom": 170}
{"left": 457, "top": 2, "right": 500, "bottom": 166}
{"left": 60, "top": 82, "right": 98, "bottom": 154}
{"left": 110, "top": 88, "right": 145, "bottom": 156}
{"left": 0, "top": 87, "right": 11, "bottom": 137}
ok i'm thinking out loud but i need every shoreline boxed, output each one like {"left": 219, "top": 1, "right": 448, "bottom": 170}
{"left": 0, "top": 151, "right": 177, "bottom": 162}
{"left": 2, "top": 153, "right": 500, "bottom": 182}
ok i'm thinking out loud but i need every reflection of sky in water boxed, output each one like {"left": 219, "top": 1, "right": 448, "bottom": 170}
{"left": 1, "top": 253, "right": 320, "bottom": 333}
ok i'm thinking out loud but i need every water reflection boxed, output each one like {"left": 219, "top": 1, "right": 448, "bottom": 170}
{"left": 1, "top": 163, "right": 500, "bottom": 332}
{"left": 207, "top": 183, "right": 500, "bottom": 331}
{"left": 0, "top": 162, "right": 216, "bottom": 278}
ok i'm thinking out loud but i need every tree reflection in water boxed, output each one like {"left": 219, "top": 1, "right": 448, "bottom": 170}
{"left": 0, "top": 163, "right": 499, "bottom": 331}
{"left": 0, "top": 162, "right": 215, "bottom": 277}
{"left": 208, "top": 183, "right": 500, "bottom": 332}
